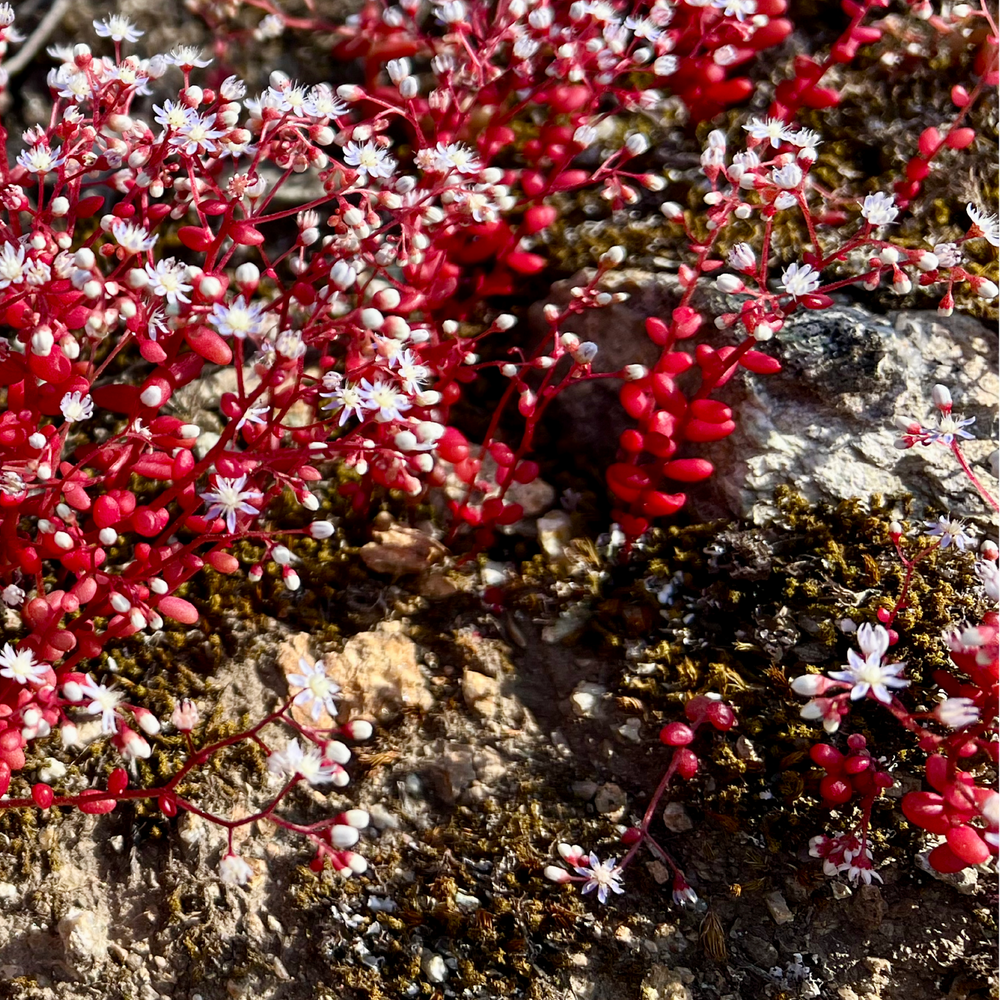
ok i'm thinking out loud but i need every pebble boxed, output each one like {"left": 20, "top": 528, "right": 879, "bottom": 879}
{"left": 594, "top": 782, "right": 627, "bottom": 814}
{"left": 420, "top": 950, "right": 448, "bottom": 983}
{"left": 765, "top": 890, "right": 794, "bottom": 925}
{"left": 570, "top": 682, "right": 607, "bottom": 718}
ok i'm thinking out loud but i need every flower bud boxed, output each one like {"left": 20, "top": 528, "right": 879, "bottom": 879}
{"left": 715, "top": 274, "right": 745, "bottom": 294}
{"left": 931, "top": 384, "right": 952, "bottom": 411}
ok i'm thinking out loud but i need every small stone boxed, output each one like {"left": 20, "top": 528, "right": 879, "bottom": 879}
{"left": 571, "top": 780, "right": 598, "bottom": 800}
{"left": 765, "top": 890, "right": 794, "bottom": 925}
{"left": 420, "top": 950, "right": 448, "bottom": 983}
{"left": 0, "top": 882, "right": 17, "bottom": 901}
{"left": 38, "top": 757, "right": 67, "bottom": 783}
{"left": 360, "top": 519, "right": 447, "bottom": 575}
{"left": 660, "top": 801, "right": 693, "bottom": 833}
{"left": 58, "top": 907, "right": 108, "bottom": 968}
{"left": 617, "top": 717, "right": 642, "bottom": 742}
{"left": 831, "top": 880, "right": 852, "bottom": 899}
{"left": 594, "top": 782, "right": 627, "bottom": 814}
{"left": 461, "top": 668, "right": 499, "bottom": 717}
{"left": 367, "top": 803, "right": 400, "bottom": 830}
{"left": 537, "top": 509, "right": 573, "bottom": 560}
{"left": 641, "top": 964, "right": 694, "bottom": 1000}
{"left": 571, "top": 682, "right": 606, "bottom": 718}
{"left": 646, "top": 861, "right": 671, "bottom": 885}
{"left": 454, "top": 892, "right": 480, "bottom": 913}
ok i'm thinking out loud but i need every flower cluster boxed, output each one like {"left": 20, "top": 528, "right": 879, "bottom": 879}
{"left": 545, "top": 694, "right": 736, "bottom": 906}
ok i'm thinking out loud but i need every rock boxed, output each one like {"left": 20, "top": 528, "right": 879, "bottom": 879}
{"left": 359, "top": 516, "right": 447, "bottom": 575}
{"left": 851, "top": 884, "right": 887, "bottom": 932}
{"left": 660, "top": 801, "right": 694, "bottom": 833}
{"left": 461, "top": 668, "right": 500, "bottom": 717}
{"left": 537, "top": 509, "right": 574, "bottom": 560}
{"left": 420, "top": 950, "right": 448, "bottom": 983}
{"left": 594, "top": 782, "right": 627, "bottom": 814}
{"left": 428, "top": 742, "right": 506, "bottom": 803}
{"left": 742, "top": 933, "right": 778, "bottom": 967}
{"left": 765, "top": 890, "right": 794, "bottom": 925}
{"left": 571, "top": 681, "right": 607, "bottom": 718}
{"left": 641, "top": 965, "right": 694, "bottom": 1000}
{"left": 329, "top": 624, "right": 433, "bottom": 724}
{"left": 58, "top": 907, "right": 108, "bottom": 974}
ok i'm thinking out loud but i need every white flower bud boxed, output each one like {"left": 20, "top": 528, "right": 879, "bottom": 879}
{"left": 623, "top": 364, "right": 647, "bottom": 380}
{"left": 931, "top": 384, "right": 952, "bottom": 409}
{"left": 624, "top": 133, "right": 649, "bottom": 156}
{"left": 99, "top": 527, "right": 118, "bottom": 545}
{"left": 715, "top": 274, "right": 745, "bottom": 294}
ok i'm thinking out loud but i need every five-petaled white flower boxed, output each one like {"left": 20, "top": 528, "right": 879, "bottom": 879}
{"left": 144, "top": 258, "right": 192, "bottom": 304}
{"left": 93, "top": 15, "right": 143, "bottom": 42}
{"left": 287, "top": 657, "right": 341, "bottom": 722}
{"left": 743, "top": 116, "right": 795, "bottom": 148}
{"left": 967, "top": 202, "right": 1000, "bottom": 247}
{"left": 924, "top": 515, "right": 974, "bottom": 551}
{"left": 434, "top": 142, "right": 482, "bottom": 175}
{"left": 166, "top": 46, "right": 212, "bottom": 69}
{"left": 0, "top": 242, "right": 26, "bottom": 289}
{"left": 827, "top": 623, "right": 909, "bottom": 704}
{"left": 268, "top": 737, "right": 339, "bottom": 785}
{"left": 712, "top": 0, "right": 756, "bottom": 20}
{"left": 359, "top": 378, "right": 412, "bottom": 423}
{"left": 112, "top": 220, "right": 158, "bottom": 255}
{"left": 780, "top": 261, "right": 821, "bottom": 298}
{"left": 572, "top": 852, "right": 625, "bottom": 904}
{"left": 935, "top": 696, "right": 980, "bottom": 729}
{"left": 343, "top": 141, "right": 397, "bottom": 182}
{"left": 0, "top": 643, "right": 48, "bottom": 685}
{"left": 200, "top": 474, "right": 263, "bottom": 533}
{"left": 170, "top": 113, "right": 225, "bottom": 156}
{"left": 860, "top": 192, "right": 898, "bottom": 227}
{"left": 79, "top": 674, "right": 124, "bottom": 733}
{"left": 60, "top": 391, "right": 94, "bottom": 423}
{"left": 153, "top": 99, "right": 195, "bottom": 131}
{"left": 321, "top": 380, "right": 366, "bottom": 426}
{"left": 209, "top": 296, "right": 266, "bottom": 340}
{"left": 16, "top": 146, "right": 64, "bottom": 174}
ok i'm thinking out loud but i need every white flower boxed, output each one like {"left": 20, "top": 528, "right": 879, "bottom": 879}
{"left": 727, "top": 242, "right": 756, "bottom": 272}
{"left": 321, "top": 380, "right": 367, "bottom": 426}
{"left": 780, "top": 262, "right": 821, "bottom": 298}
{"left": 166, "top": 46, "right": 212, "bottom": 69}
{"left": 170, "top": 113, "right": 225, "bottom": 156}
{"left": 924, "top": 515, "right": 974, "bottom": 551}
{"left": 112, "top": 220, "right": 158, "bottom": 255}
{"left": 153, "top": 99, "right": 195, "bottom": 131}
{"left": 434, "top": 142, "right": 482, "bottom": 175}
{"left": 786, "top": 128, "right": 821, "bottom": 151}
{"left": 304, "top": 84, "right": 347, "bottom": 118}
{"left": 79, "top": 675, "right": 123, "bottom": 733}
{"left": 1, "top": 584, "right": 24, "bottom": 607}
{"left": 828, "top": 624, "right": 908, "bottom": 704}
{"left": 0, "top": 242, "right": 26, "bottom": 288}
{"left": 93, "top": 15, "right": 143, "bottom": 42}
{"left": 60, "top": 391, "right": 94, "bottom": 423}
{"left": 743, "top": 116, "right": 795, "bottom": 148}
{"left": 144, "top": 258, "right": 192, "bottom": 304}
{"left": 343, "top": 141, "right": 397, "bottom": 182}
{"left": 967, "top": 203, "right": 1000, "bottom": 247}
{"left": 712, "top": 0, "right": 756, "bottom": 20}
{"left": 358, "top": 378, "right": 412, "bottom": 423}
{"left": 286, "top": 657, "right": 341, "bottom": 722}
{"left": 771, "top": 163, "right": 803, "bottom": 189}
{"left": 200, "top": 474, "right": 263, "bottom": 533}
{"left": 860, "top": 192, "right": 898, "bottom": 227}
{"left": 976, "top": 557, "right": 999, "bottom": 602}
{"left": 268, "top": 737, "right": 339, "bottom": 785}
{"left": 234, "top": 405, "right": 269, "bottom": 432}
{"left": 572, "top": 852, "right": 625, "bottom": 904}
{"left": 16, "top": 146, "right": 64, "bottom": 174}
{"left": 209, "top": 296, "right": 266, "bottom": 340}
{"left": 0, "top": 643, "right": 48, "bottom": 685}
{"left": 935, "top": 696, "right": 980, "bottom": 729}
{"left": 219, "top": 852, "right": 254, "bottom": 885}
